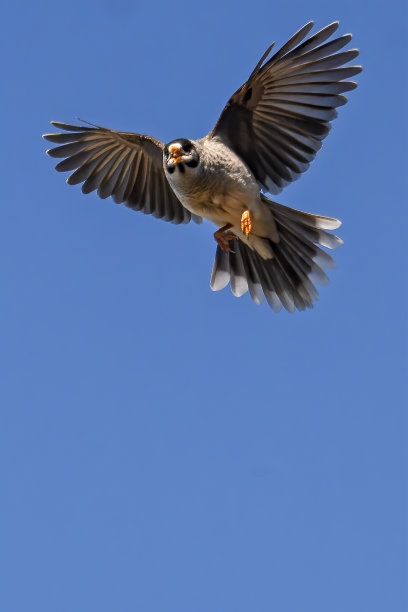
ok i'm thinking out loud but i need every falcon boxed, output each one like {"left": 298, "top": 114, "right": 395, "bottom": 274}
{"left": 43, "top": 21, "right": 361, "bottom": 312}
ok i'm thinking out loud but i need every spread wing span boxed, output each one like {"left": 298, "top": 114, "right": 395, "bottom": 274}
{"left": 44, "top": 122, "right": 202, "bottom": 224}
{"left": 211, "top": 21, "right": 362, "bottom": 194}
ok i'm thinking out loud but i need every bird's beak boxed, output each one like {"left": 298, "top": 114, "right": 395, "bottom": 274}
{"left": 169, "top": 144, "right": 183, "bottom": 163}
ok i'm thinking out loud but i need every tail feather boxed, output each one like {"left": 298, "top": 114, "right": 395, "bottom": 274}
{"left": 270, "top": 200, "right": 342, "bottom": 230}
{"left": 210, "top": 197, "right": 342, "bottom": 312}
{"left": 239, "top": 243, "right": 267, "bottom": 305}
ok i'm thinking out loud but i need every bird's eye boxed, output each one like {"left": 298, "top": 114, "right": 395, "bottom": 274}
{"left": 183, "top": 142, "right": 192, "bottom": 153}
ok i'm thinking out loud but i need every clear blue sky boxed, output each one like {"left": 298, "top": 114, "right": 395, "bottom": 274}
{"left": 2, "top": 1, "right": 407, "bottom": 611}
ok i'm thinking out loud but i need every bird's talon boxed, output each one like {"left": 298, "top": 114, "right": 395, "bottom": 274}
{"left": 214, "top": 223, "right": 235, "bottom": 253}
{"left": 216, "top": 234, "right": 235, "bottom": 253}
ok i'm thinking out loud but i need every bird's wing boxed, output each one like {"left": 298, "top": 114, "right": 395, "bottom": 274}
{"left": 209, "top": 21, "right": 361, "bottom": 194}
{"left": 43, "top": 122, "right": 202, "bottom": 224}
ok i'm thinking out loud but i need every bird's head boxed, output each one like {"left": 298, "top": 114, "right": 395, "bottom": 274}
{"left": 163, "top": 139, "right": 199, "bottom": 175}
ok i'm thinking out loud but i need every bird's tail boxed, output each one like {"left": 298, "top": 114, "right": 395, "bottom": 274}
{"left": 210, "top": 196, "right": 343, "bottom": 312}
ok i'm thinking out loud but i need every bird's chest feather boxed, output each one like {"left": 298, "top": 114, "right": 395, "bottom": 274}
{"left": 171, "top": 176, "right": 253, "bottom": 225}
{"left": 165, "top": 150, "right": 259, "bottom": 226}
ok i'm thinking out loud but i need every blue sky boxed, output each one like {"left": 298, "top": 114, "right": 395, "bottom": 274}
{"left": 2, "top": 0, "right": 407, "bottom": 611}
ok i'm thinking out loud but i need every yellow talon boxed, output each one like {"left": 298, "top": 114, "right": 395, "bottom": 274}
{"left": 241, "top": 210, "right": 252, "bottom": 236}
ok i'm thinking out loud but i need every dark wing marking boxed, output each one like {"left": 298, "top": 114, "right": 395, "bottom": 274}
{"left": 44, "top": 121, "right": 202, "bottom": 224}
{"left": 210, "top": 21, "right": 362, "bottom": 194}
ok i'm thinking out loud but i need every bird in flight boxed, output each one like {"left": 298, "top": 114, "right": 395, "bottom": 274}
{"left": 44, "top": 21, "right": 361, "bottom": 312}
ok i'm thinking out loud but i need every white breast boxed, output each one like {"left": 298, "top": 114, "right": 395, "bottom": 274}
{"left": 164, "top": 138, "right": 261, "bottom": 227}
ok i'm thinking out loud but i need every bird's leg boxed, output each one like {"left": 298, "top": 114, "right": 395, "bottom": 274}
{"left": 214, "top": 223, "right": 235, "bottom": 252}
{"left": 241, "top": 210, "right": 252, "bottom": 237}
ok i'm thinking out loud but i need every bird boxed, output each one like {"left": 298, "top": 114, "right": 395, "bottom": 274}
{"left": 43, "top": 21, "right": 361, "bottom": 313}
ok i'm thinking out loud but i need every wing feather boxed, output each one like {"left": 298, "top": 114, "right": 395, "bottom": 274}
{"left": 210, "top": 21, "right": 361, "bottom": 193}
{"left": 44, "top": 122, "right": 201, "bottom": 225}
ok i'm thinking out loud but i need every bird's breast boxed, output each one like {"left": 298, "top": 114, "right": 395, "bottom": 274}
{"left": 164, "top": 141, "right": 261, "bottom": 227}
{"left": 172, "top": 180, "right": 261, "bottom": 228}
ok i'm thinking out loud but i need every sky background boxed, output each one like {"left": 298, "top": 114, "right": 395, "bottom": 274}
{"left": 1, "top": 0, "right": 407, "bottom": 611}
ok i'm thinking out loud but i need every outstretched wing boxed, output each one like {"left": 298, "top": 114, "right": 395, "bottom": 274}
{"left": 44, "top": 122, "right": 202, "bottom": 224}
{"left": 210, "top": 21, "right": 362, "bottom": 194}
